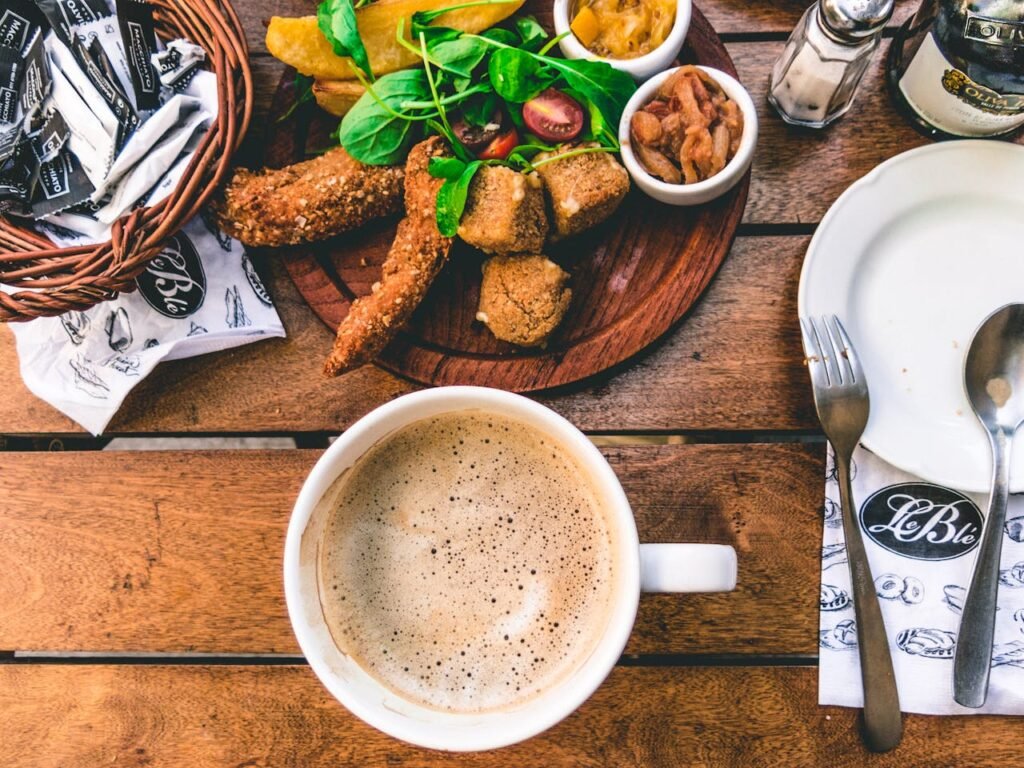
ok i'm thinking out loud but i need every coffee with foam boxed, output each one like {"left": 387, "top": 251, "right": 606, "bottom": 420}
{"left": 317, "top": 410, "right": 617, "bottom": 714}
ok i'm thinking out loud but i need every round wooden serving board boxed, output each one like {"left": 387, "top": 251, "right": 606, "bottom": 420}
{"left": 265, "top": 2, "right": 748, "bottom": 392}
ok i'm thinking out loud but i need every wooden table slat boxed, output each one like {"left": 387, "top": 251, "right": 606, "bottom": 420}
{"left": 4, "top": 664, "right": 1022, "bottom": 767}
{"left": 0, "top": 444, "right": 823, "bottom": 655}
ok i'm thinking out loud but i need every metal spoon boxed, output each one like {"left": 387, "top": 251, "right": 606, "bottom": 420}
{"left": 954, "top": 303, "right": 1024, "bottom": 708}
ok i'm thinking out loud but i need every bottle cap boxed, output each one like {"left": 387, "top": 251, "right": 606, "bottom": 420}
{"left": 819, "top": 0, "right": 893, "bottom": 40}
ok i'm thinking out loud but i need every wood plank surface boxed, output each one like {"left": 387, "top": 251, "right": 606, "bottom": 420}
{"left": 4, "top": 664, "right": 1023, "bottom": 767}
{"left": 0, "top": 234, "right": 814, "bottom": 436}
{"left": 0, "top": 444, "right": 823, "bottom": 654}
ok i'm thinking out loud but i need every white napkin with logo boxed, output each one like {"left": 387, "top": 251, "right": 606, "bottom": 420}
{"left": 5, "top": 214, "right": 285, "bottom": 435}
{"left": 819, "top": 445, "right": 1024, "bottom": 714}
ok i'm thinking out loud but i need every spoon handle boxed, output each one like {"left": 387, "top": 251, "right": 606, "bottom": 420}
{"left": 837, "top": 453, "right": 903, "bottom": 752}
{"left": 954, "top": 428, "right": 1011, "bottom": 708}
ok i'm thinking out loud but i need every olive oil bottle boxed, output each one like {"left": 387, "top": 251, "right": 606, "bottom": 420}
{"left": 887, "top": 0, "right": 1024, "bottom": 139}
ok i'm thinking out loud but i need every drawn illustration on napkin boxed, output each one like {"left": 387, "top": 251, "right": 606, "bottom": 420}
{"left": 875, "top": 573, "right": 924, "bottom": 604}
{"left": 943, "top": 585, "right": 967, "bottom": 614}
{"left": 826, "top": 452, "right": 858, "bottom": 484}
{"left": 144, "top": 338, "right": 159, "bottom": 348}
{"left": 105, "top": 354, "right": 140, "bottom": 376}
{"left": 999, "top": 562, "right": 1024, "bottom": 587}
{"left": 822, "top": 542, "right": 847, "bottom": 570}
{"left": 187, "top": 321, "right": 207, "bottom": 336}
{"left": 242, "top": 252, "right": 273, "bottom": 307}
{"left": 1007, "top": 515, "right": 1024, "bottom": 543}
{"left": 822, "top": 498, "right": 842, "bottom": 528}
{"left": 105, "top": 307, "right": 133, "bottom": 352}
{"left": 60, "top": 311, "right": 90, "bottom": 345}
{"left": 135, "top": 233, "right": 207, "bottom": 318}
{"left": 820, "top": 619, "right": 858, "bottom": 650}
{"left": 821, "top": 584, "right": 851, "bottom": 611}
{"left": 200, "top": 206, "right": 233, "bottom": 251}
{"left": 897, "top": 628, "right": 1024, "bottom": 668}
{"left": 69, "top": 355, "right": 110, "bottom": 399}
{"left": 859, "top": 482, "right": 983, "bottom": 561}
{"left": 224, "top": 285, "right": 251, "bottom": 328}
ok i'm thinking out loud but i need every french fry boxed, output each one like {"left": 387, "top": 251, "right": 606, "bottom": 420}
{"left": 313, "top": 79, "right": 367, "bottom": 116}
{"left": 266, "top": 0, "right": 525, "bottom": 81}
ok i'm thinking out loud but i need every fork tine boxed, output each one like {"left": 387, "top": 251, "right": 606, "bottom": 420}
{"left": 799, "top": 317, "right": 830, "bottom": 389}
{"left": 812, "top": 316, "right": 843, "bottom": 387}
{"left": 833, "top": 317, "right": 865, "bottom": 386}
{"left": 825, "top": 315, "right": 855, "bottom": 385}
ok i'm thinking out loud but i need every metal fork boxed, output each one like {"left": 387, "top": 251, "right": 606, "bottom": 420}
{"left": 800, "top": 315, "right": 903, "bottom": 753}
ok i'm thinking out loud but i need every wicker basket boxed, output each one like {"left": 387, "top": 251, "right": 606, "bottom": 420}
{"left": 0, "top": 0, "right": 252, "bottom": 322}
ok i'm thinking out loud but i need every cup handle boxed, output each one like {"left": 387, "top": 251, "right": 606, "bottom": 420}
{"left": 639, "top": 543, "right": 737, "bottom": 593}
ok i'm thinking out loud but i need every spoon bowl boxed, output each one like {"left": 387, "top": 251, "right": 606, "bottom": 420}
{"left": 955, "top": 303, "right": 1024, "bottom": 708}
{"left": 965, "top": 304, "right": 1024, "bottom": 432}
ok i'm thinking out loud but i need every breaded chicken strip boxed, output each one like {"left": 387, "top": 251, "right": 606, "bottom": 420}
{"left": 214, "top": 147, "right": 405, "bottom": 247}
{"left": 323, "top": 137, "right": 452, "bottom": 376}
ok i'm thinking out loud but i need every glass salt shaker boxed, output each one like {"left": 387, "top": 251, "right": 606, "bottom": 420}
{"left": 768, "top": 0, "right": 894, "bottom": 128}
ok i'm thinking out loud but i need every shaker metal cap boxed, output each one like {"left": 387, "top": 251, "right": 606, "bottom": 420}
{"left": 819, "top": 0, "right": 893, "bottom": 39}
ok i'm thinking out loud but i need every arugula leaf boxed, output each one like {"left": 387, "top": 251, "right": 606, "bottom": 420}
{"left": 317, "top": 0, "right": 373, "bottom": 80}
{"left": 514, "top": 16, "right": 548, "bottom": 50}
{"left": 480, "top": 27, "right": 519, "bottom": 46}
{"left": 429, "top": 38, "right": 489, "bottom": 79}
{"left": 435, "top": 160, "right": 482, "bottom": 236}
{"left": 338, "top": 69, "right": 431, "bottom": 164}
{"left": 564, "top": 86, "right": 617, "bottom": 146}
{"left": 277, "top": 74, "right": 315, "bottom": 123}
{"left": 460, "top": 91, "right": 499, "bottom": 126}
{"left": 488, "top": 48, "right": 557, "bottom": 102}
{"left": 544, "top": 57, "right": 635, "bottom": 131}
{"left": 428, "top": 156, "right": 468, "bottom": 180}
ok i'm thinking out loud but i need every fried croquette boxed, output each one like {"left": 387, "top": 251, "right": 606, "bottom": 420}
{"left": 214, "top": 147, "right": 405, "bottom": 247}
{"left": 476, "top": 254, "right": 571, "bottom": 347}
{"left": 323, "top": 137, "right": 452, "bottom": 376}
{"left": 458, "top": 166, "right": 548, "bottom": 254}
{"left": 533, "top": 144, "right": 630, "bottom": 239}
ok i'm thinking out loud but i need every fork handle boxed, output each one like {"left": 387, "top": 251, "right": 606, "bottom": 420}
{"left": 954, "top": 427, "right": 1011, "bottom": 708}
{"left": 837, "top": 451, "right": 903, "bottom": 752}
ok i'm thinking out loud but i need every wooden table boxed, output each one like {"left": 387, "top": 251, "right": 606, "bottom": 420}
{"left": 3, "top": 1, "right": 1023, "bottom": 765}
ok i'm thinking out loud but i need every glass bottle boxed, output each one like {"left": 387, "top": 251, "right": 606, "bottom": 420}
{"left": 887, "top": 0, "right": 1024, "bottom": 139}
{"left": 769, "top": 0, "right": 894, "bottom": 128}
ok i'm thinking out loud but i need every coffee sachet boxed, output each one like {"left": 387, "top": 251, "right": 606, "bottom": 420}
{"left": 71, "top": 34, "right": 138, "bottom": 149}
{"left": 34, "top": 0, "right": 110, "bottom": 46}
{"left": 152, "top": 39, "right": 206, "bottom": 94}
{"left": 20, "top": 31, "right": 51, "bottom": 126}
{"left": 0, "top": 45, "right": 22, "bottom": 125}
{"left": 29, "top": 106, "right": 69, "bottom": 164}
{"left": 115, "top": 0, "right": 160, "bottom": 111}
{"left": 31, "top": 146, "right": 96, "bottom": 217}
{"left": 1, "top": 0, "right": 47, "bottom": 55}
{"left": 1, "top": 132, "right": 36, "bottom": 213}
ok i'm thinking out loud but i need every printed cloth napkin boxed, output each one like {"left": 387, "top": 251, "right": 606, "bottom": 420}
{"left": 4, "top": 214, "right": 285, "bottom": 435}
{"left": 819, "top": 445, "right": 1024, "bottom": 714}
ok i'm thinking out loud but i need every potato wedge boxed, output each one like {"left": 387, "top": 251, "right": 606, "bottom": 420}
{"left": 313, "top": 79, "right": 367, "bottom": 116}
{"left": 266, "top": 0, "right": 524, "bottom": 81}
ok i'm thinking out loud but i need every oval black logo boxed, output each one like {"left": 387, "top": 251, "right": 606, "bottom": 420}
{"left": 860, "top": 483, "right": 983, "bottom": 561}
{"left": 136, "top": 234, "right": 206, "bottom": 318}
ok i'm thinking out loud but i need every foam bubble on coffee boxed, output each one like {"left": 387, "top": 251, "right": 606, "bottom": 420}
{"left": 318, "top": 410, "right": 616, "bottom": 714}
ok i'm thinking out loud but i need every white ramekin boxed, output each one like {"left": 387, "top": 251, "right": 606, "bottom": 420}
{"left": 618, "top": 65, "right": 758, "bottom": 206}
{"left": 553, "top": 0, "right": 692, "bottom": 82}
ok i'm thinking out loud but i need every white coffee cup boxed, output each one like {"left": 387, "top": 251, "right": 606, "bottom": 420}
{"left": 284, "top": 387, "right": 737, "bottom": 751}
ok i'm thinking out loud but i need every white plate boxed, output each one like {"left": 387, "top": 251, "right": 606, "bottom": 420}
{"left": 799, "top": 141, "right": 1024, "bottom": 493}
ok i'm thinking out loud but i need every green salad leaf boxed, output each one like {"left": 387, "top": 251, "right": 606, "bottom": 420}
{"left": 513, "top": 16, "right": 548, "bottom": 50}
{"left": 338, "top": 69, "right": 433, "bottom": 164}
{"left": 318, "top": 0, "right": 374, "bottom": 79}
{"left": 434, "top": 160, "right": 482, "bottom": 236}
{"left": 487, "top": 47, "right": 557, "bottom": 102}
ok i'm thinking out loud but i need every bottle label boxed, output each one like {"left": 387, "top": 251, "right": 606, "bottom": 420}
{"left": 899, "top": 32, "right": 1024, "bottom": 137}
{"left": 963, "top": 13, "right": 1024, "bottom": 48}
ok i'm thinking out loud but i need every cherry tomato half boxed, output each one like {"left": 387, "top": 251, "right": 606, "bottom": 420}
{"left": 451, "top": 111, "right": 504, "bottom": 152}
{"left": 522, "top": 88, "right": 585, "bottom": 143}
{"left": 477, "top": 128, "right": 520, "bottom": 160}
